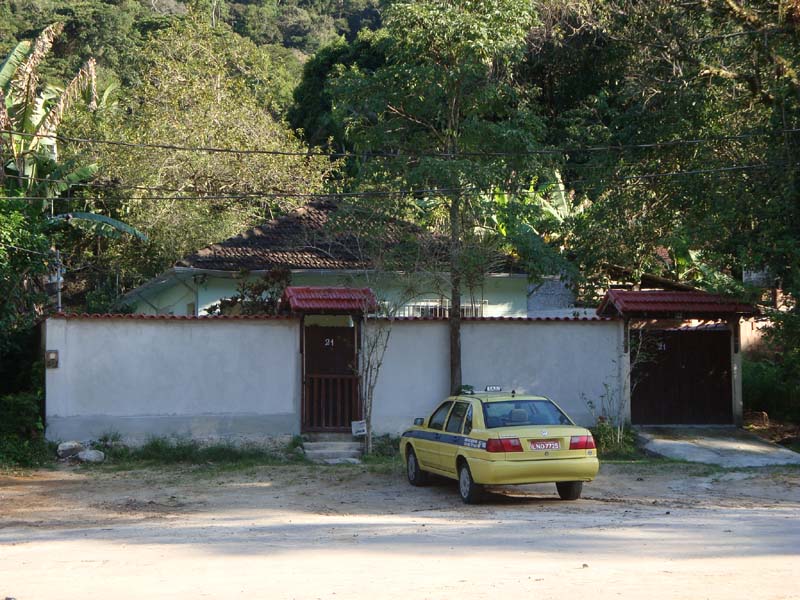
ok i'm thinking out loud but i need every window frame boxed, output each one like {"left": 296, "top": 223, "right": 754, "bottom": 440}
{"left": 445, "top": 401, "right": 470, "bottom": 434}
{"left": 428, "top": 401, "right": 454, "bottom": 431}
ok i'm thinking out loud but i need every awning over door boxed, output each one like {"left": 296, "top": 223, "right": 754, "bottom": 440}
{"left": 281, "top": 286, "right": 378, "bottom": 314}
{"left": 597, "top": 290, "right": 757, "bottom": 319}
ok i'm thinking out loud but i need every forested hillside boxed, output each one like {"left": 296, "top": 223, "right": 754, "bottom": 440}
{"left": 1, "top": 1, "right": 798, "bottom": 440}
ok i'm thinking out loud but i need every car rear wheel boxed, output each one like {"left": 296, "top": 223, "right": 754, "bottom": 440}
{"left": 556, "top": 481, "right": 583, "bottom": 500}
{"left": 458, "top": 461, "right": 483, "bottom": 504}
{"left": 406, "top": 448, "right": 428, "bottom": 486}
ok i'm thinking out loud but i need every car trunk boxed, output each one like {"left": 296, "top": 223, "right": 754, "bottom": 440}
{"left": 494, "top": 425, "right": 594, "bottom": 461}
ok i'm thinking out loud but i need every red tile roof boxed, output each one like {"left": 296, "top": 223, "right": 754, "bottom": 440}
{"left": 389, "top": 316, "right": 616, "bottom": 322}
{"left": 50, "top": 312, "right": 296, "bottom": 321}
{"left": 177, "top": 200, "right": 364, "bottom": 271}
{"left": 175, "top": 199, "right": 521, "bottom": 274}
{"left": 281, "top": 286, "right": 378, "bottom": 313}
{"left": 50, "top": 312, "right": 614, "bottom": 323}
{"left": 597, "top": 290, "right": 757, "bottom": 318}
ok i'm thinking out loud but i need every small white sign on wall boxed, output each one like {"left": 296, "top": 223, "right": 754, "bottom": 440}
{"left": 351, "top": 420, "right": 367, "bottom": 437}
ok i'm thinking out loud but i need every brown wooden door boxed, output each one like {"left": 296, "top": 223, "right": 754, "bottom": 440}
{"left": 302, "top": 325, "right": 361, "bottom": 432}
{"left": 631, "top": 330, "right": 733, "bottom": 425}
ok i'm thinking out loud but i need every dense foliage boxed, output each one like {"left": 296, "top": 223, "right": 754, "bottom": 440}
{"left": 1, "top": 0, "right": 799, "bottom": 456}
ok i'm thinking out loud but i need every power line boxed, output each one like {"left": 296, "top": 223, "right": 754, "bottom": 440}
{"left": 1, "top": 159, "right": 789, "bottom": 203}
{"left": 0, "top": 187, "right": 471, "bottom": 202}
{"left": 567, "top": 160, "right": 791, "bottom": 186}
{"left": 0, "top": 242, "right": 52, "bottom": 256}
{"left": 2, "top": 127, "right": 799, "bottom": 159}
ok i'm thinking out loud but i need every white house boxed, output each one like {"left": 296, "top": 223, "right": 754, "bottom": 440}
{"left": 121, "top": 200, "right": 577, "bottom": 319}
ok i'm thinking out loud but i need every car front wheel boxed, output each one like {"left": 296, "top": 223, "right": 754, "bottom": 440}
{"left": 406, "top": 448, "right": 428, "bottom": 486}
{"left": 556, "top": 481, "right": 583, "bottom": 500}
{"left": 458, "top": 461, "right": 483, "bottom": 504}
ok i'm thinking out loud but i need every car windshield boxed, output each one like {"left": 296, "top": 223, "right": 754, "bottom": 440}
{"left": 482, "top": 400, "right": 572, "bottom": 428}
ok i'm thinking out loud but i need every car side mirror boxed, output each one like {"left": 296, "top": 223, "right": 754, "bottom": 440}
{"left": 414, "top": 417, "right": 424, "bottom": 426}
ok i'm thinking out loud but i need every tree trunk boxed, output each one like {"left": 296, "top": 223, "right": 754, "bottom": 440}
{"left": 449, "top": 191, "right": 462, "bottom": 395}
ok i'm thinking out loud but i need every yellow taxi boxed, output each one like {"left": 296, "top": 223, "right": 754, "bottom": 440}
{"left": 400, "top": 389, "right": 599, "bottom": 503}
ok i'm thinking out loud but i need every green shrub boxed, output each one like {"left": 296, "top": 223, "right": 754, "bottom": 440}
{"left": 590, "top": 422, "right": 641, "bottom": 460}
{"left": 101, "top": 436, "right": 307, "bottom": 466}
{"left": 743, "top": 358, "right": 800, "bottom": 422}
{"left": 0, "top": 391, "right": 43, "bottom": 438}
{"left": 0, "top": 391, "right": 52, "bottom": 468}
{"left": 369, "top": 434, "right": 399, "bottom": 457}
{"left": 0, "top": 437, "right": 54, "bottom": 468}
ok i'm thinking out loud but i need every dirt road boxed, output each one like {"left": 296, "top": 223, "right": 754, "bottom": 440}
{"left": 1, "top": 461, "right": 798, "bottom": 599}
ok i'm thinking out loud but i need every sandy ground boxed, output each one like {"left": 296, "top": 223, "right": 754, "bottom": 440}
{"left": 1, "top": 460, "right": 799, "bottom": 600}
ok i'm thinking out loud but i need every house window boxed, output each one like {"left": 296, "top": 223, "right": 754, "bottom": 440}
{"left": 397, "top": 299, "right": 487, "bottom": 318}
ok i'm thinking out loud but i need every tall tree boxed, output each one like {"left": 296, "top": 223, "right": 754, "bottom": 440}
{"left": 331, "top": 0, "right": 545, "bottom": 393}
{"left": 60, "top": 15, "right": 336, "bottom": 290}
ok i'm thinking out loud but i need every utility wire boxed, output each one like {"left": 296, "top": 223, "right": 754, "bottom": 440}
{"left": 2, "top": 128, "right": 799, "bottom": 158}
{"left": 0, "top": 160, "right": 789, "bottom": 203}
{"left": 0, "top": 242, "right": 52, "bottom": 256}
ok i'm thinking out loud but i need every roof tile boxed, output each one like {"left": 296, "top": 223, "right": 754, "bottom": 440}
{"left": 282, "top": 286, "right": 378, "bottom": 313}
{"left": 597, "top": 290, "right": 757, "bottom": 317}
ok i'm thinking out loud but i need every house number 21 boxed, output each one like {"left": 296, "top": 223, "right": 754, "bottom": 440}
{"left": 324, "top": 338, "right": 335, "bottom": 347}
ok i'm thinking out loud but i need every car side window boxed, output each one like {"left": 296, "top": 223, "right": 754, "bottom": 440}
{"left": 445, "top": 402, "right": 469, "bottom": 434}
{"left": 463, "top": 405, "right": 473, "bottom": 435}
{"left": 428, "top": 402, "right": 453, "bottom": 431}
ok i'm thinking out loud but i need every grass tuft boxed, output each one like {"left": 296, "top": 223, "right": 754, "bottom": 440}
{"left": 98, "top": 436, "right": 308, "bottom": 468}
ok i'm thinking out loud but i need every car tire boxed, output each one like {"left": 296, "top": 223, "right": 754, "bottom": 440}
{"left": 406, "top": 448, "right": 428, "bottom": 486}
{"left": 458, "top": 461, "right": 483, "bottom": 504}
{"left": 556, "top": 481, "right": 583, "bottom": 500}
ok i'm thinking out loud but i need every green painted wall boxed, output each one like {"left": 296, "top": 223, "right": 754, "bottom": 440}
{"left": 133, "top": 271, "right": 530, "bottom": 317}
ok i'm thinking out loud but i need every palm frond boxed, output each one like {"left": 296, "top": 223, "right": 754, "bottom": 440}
{"left": 98, "top": 82, "right": 119, "bottom": 110}
{"left": 39, "top": 163, "right": 97, "bottom": 197}
{"left": 10, "top": 23, "right": 64, "bottom": 130}
{"left": 38, "top": 59, "right": 97, "bottom": 137}
{"left": 48, "top": 212, "right": 148, "bottom": 242}
{"left": 0, "top": 41, "right": 32, "bottom": 93}
{"left": 0, "top": 90, "right": 11, "bottom": 132}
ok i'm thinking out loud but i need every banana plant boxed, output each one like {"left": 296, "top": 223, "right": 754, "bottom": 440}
{"left": 1, "top": 24, "right": 144, "bottom": 243}
{"left": 1, "top": 23, "right": 97, "bottom": 198}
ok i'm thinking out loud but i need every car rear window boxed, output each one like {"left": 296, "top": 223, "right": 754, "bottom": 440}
{"left": 482, "top": 400, "right": 572, "bottom": 428}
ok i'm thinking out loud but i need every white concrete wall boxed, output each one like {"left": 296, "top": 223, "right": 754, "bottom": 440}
{"left": 45, "top": 317, "right": 301, "bottom": 443}
{"left": 370, "top": 321, "right": 452, "bottom": 433}
{"left": 46, "top": 316, "right": 625, "bottom": 442}
{"left": 370, "top": 319, "right": 626, "bottom": 433}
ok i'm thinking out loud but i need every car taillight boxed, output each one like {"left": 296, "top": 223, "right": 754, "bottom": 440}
{"left": 486, "top": 438, "right": 523, "bottom": 452}
{"left": 569, "top": 435, "right": 596, "bottom": 450}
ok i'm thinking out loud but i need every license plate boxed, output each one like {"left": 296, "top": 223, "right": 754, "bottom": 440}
{"left": 530, "top": 440, "right": 560, "bottom": 451}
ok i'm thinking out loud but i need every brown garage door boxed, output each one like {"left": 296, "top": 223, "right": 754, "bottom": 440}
{"left": 631, "top": 329, "right": 733, "bottom": 425}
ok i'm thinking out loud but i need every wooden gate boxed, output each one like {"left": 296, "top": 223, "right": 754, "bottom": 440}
{"left": 302, "top": 325, "right": 361, "bottom": 432}
{"left": 631, "top": 329, "right": 733, "bottom": 425}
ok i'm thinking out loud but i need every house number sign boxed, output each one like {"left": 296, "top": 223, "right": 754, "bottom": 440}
{"left": 324, "top": 338, "right": 335, "bottom": 347}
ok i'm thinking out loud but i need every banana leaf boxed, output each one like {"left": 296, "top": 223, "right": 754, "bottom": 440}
{"left": 0, "top": 41, "right": 32, "bottom": 92}
{"left": 47, "top": 212, "right": 148, "bottom": 241}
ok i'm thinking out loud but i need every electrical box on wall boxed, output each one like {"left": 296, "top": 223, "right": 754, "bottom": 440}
{"left": 45, "top": 350, "right": 59, "bottom": 369}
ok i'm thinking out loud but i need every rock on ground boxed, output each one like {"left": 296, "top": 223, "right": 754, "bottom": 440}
{"left": 76, "top": 449, "right": 105, "bottom": 463}
{"left": 56, "top": 441, "right": 84, "bottom": 459}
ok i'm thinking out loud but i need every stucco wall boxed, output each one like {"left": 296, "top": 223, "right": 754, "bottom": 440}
{"left": 45, "top": 317, "right": 301, "bottom": 443}
{"left": 370, "top": 319, "right": 626, "bottom": 433}
{"left": 45, "top": 316, "right": 625, "bottom": 442}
